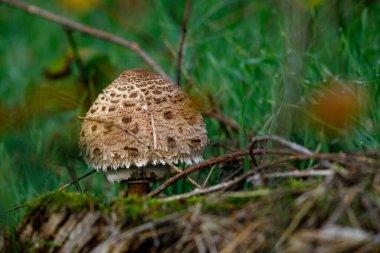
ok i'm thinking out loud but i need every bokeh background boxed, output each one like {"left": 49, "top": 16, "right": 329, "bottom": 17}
{"left": 1, "top": 0, "right": 380, "bottom": 227}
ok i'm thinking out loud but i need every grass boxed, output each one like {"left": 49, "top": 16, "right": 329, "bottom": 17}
{"left": 0, "top": 0, "right": 380, "bottom": 228}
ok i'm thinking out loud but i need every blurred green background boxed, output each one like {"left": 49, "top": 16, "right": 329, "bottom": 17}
{"left": 1, "top": 0, "right": 380, "bottom": 227}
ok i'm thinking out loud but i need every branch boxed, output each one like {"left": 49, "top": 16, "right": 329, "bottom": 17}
{"left": 176, "top": 0, "right": 192, "bottom": 86}
{"left": 250, "top": 135, "right": 313, "bottom": 157}
{"left": 150, "top": 151, "right": 380, "bottom": 198}
{"left": 247, "top": 170, "right": 333, "bottom": 181}
{"left": 0, "top": 0, "right": 171, "bottom": 81}
{"left": 152, "top": 155, "right": 296, "bottom": 199}
{"left": 149, "top": 148, "right": 299, "bottom": 198}
{"left": 149, "top": 150, "right": 250, "bottom": 197}
{"left": 249, "top": 135, "right": 334, "bottom": 171}
{"left": 161, "top": 178, "right": 243, "bottom": 201}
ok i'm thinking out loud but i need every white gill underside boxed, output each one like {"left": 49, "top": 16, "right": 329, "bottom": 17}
{"left": 105, "top": 165, "right": 171, "bottom": 183}
{"left": 89, "top": 155, "right": 204, "bottom": 171}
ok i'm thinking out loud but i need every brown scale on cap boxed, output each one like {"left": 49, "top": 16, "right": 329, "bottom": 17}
{"left": 79, "top": 69, "right": 208, "bottom": 171}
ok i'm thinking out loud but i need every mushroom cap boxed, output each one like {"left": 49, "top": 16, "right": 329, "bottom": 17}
{"left": 79, "top": 69, "right": 208, "bottom": 171}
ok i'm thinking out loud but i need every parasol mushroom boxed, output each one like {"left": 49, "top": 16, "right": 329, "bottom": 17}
{"left": 79, "top": 69, "right": 208, "bottom": 196}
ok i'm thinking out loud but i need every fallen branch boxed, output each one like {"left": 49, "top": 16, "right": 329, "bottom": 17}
{"left": 248, "top": 170, "right": 333, "bottom": 181}
{"left": 151, "top": 151, "right": 380, "bottom": 198}
{"left": 250, "top": 135, "right": 310, "bottom": 167}
{"left": 249, "top": 135, "right": 335, "bottom": 171}
{"left": 161, "top": 178, "right": 243, "bottom": 201}
{"left": 250, "top": 135, "right": 313, "bottom": 155}
{"left": 0, "top": 0, "right": 170, "bottom": 81}
{"left": 149, "top": 150, "right": 250, "bottom": 197}
{"left": 149, "top": 149, "right": 296, "bottom": 198}
{"left": 153, "top": 155, "right": 300, "bottom": 199}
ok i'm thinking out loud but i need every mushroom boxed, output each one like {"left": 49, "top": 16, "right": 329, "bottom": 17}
{"left": 79, "top": 69, "right": 208, "bottom": 195}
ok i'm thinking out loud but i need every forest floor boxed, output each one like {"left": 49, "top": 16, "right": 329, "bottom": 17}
{"left": 1, "top": 147, "right": 380, "bottom": 252}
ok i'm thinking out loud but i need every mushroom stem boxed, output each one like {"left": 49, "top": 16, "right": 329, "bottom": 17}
{"left": 127, "top": 181, "right": 150, "bottom": 196}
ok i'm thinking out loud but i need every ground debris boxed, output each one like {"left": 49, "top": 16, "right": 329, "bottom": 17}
{"left": 2, "top": 143, "right": 380, "bottom": 252}
{"left": 1, "top": 170, "right": 379, "bottom": 252}
{"left": 286, "top": 225, "right": 380, "bottom": 253}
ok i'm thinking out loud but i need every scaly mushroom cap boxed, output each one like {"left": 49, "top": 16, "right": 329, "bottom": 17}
{"left": 79, "top": 69, "right": 208, "bottom": 171}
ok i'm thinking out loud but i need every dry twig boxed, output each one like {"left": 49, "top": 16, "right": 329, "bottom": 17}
{"left": 152, "top": 150, "right": 380, "bottom": 198}
{"left": 249, "top": 135, "right": 337, "bottom": 174}
{"left": 149, "top": 150, "right": 250, "bottom": 197}
{"left": 249, "top": 135, "right": 311, "bottom": 167}
{"left": 250, "top": 135, "right": 313, "bottom": 155}
{"left": 150, "top": 148, "right": 320, "bottom": 198}
{"left": 248, "top": 169, "right": 333, "bottom": 181}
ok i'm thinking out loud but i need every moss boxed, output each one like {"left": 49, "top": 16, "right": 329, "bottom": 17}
{"left": 148, "top": 198, "right": 200, "bottom": 219}
{"left": 25, "top": 191, "right": 102, "bottom": 217}
{"left": 22, "top": 187, "right": 296, "bottom": 226}
{"left": 8, "top": 177, "right": 379, "bottom": 253}
{"left": 22, "top": 182, "right": 318, "bottom": 226}
{"left": 106, "top": 193, "right": 266, "bottom": 225}
{"left": 125, "top": 189, "right": 276, "bottom": 217}
{"left": 20, "top": 180, "right": 376, "bottom": 235}
{"left": 110, "top": 195, "right": 207, "bottom": 224}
